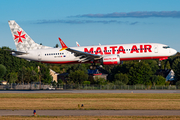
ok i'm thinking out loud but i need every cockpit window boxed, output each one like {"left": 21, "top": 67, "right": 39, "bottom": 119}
{"left": 163, "top": 46, "right": 170, "bottom": 49}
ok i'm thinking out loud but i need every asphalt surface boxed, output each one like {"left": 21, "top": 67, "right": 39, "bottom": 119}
{"left": 0, "top": 110, "right": 180, "bottom": 116}
{"left": 0, "top": 90, "right": 180, "bottom": 93}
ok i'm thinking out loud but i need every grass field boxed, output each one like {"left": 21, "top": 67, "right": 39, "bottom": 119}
{"left": 0, "top": 93, "right": 180, "bottom": 110}
{"left": 1, "top": 116, "right": 180, "bottom": 120}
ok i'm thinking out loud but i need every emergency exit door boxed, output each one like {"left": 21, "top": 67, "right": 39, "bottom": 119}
{"left": 154, "top": 45, "right": 158, "bottom": 53}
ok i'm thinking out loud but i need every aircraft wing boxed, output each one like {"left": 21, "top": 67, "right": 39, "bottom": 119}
{"left": 66, "top": 48, "right": 101, "bottom": 62}
{"left": 76, "top": 41, "right": 80, "bottom": 47}
{"left": 59, "top": 38, "right": 101, "bottom": 62}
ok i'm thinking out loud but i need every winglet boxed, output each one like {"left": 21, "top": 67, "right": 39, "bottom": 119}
{"left": 59, "top": 38, "right": 68, "bottom": 51}
{"left": 76, "top": 41, "right": 80, "bottom": 47}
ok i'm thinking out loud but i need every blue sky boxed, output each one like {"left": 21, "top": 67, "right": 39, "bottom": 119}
{"left": 1, "top": 0, "right": 180, "bottom": 51}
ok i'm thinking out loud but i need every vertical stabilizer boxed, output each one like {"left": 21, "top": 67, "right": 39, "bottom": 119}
{"left": 8, "top": 20, "right": 50, "bottom": 51}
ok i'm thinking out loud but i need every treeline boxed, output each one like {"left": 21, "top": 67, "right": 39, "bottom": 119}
{"left": 0, "top": 46, "right": 180, "bottom": 86}
{"left": 109, "top": 53, "right": 180, "bottom": 86}
{"left": 0, "top": 47, "right": 52, "bottom": 84}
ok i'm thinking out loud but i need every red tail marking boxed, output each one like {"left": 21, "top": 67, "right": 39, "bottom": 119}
{"left": 59, "top": 38, "right": 68, "bottom": 48}
{"left": 14, "top": 31, "right": 26, "bottom": 43}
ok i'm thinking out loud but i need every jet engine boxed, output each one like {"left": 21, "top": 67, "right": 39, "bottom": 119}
{"left": 101, "top": 55, "right": 121, "bottom": 65}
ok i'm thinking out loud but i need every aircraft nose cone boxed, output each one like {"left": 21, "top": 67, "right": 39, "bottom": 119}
{"left": 171, "top": 48, "right": 177, "bottom": 55}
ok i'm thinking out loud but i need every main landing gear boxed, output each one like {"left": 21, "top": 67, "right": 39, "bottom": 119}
{"left": 89, "top": 61, "right": 98, "bottom": 70}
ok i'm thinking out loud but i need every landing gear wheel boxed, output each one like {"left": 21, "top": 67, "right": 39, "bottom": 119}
{"left": 89, "top": 62, "right": 97, "bottom": 70}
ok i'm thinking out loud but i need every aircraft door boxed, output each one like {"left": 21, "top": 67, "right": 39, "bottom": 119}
{"left": 65, "top": 51, "right": 70, "bottom": 57}
{"left": 154, "top": 45, "right": 158, "bottom": 53}
{"left": 38, "top": 52, "right": 41, "bottom": 61}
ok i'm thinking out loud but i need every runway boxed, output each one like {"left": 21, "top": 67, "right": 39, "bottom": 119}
{"left": 0, "top": 90, "right": 179, "bottom": 116}
{"left": 0, "top": 90, "right": 180, "bottom": 93}
{"left": 0, "top": 110, "right": 180, "bottom": 116}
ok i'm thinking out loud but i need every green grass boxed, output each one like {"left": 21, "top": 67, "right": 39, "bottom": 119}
{"left": 0, "top": 93, "right": 180, "bottom": 99}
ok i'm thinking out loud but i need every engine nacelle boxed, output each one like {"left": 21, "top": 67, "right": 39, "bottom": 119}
{"left": 101, "top": 55, "right": 121, "bottom": 65}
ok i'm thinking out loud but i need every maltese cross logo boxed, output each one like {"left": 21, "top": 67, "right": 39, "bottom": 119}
{"left": 14, "top": 31, "right": 26, "bottom": 43}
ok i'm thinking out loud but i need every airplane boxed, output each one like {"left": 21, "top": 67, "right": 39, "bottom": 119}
{"left": 8, "top": 20, "right": 177, "bottom": 65}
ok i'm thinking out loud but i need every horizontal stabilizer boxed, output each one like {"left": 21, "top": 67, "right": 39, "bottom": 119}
{"left": 5, "top": 49, "right": 28, "bottom": 55}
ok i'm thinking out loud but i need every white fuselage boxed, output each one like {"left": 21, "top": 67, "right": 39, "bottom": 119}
{"left": 13, "top": 43, "right": 177, "bottom": 64}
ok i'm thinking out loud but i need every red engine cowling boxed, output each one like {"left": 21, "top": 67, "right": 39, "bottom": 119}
{"left": 101, "top": 55, "right": 120, "bottom": 65}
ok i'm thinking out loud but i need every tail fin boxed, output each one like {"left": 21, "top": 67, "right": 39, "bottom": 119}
{"left": 8, "top": 20, "right": 50, "bottom": 51}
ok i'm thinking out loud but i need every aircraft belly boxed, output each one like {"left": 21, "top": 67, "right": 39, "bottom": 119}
{"left": 120, "top": 52, "right": 164, "bottom": 60}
